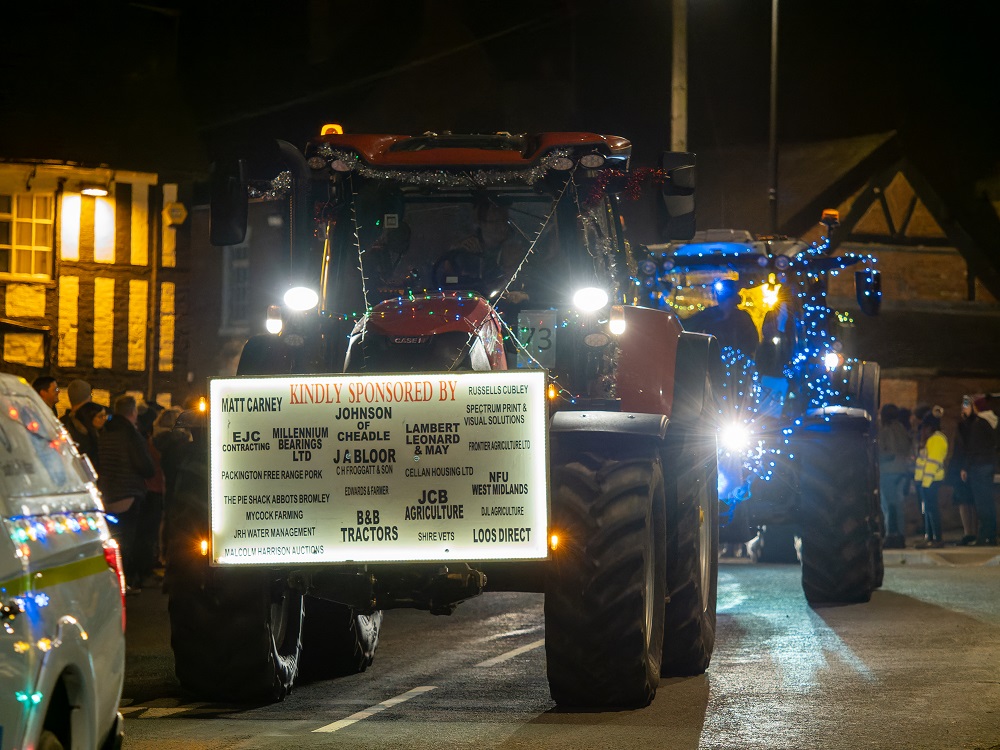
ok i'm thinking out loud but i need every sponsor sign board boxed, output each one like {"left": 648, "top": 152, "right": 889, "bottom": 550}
{"left": 210, "top": 371, "right": 549, "bottom": 565}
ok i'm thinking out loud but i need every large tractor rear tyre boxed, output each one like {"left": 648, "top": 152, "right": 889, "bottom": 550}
{"left": 661, "top": 426, "right": 719, "bottom": 677}
{"left": 169, "top": 570, "right": 303, "bottom": 702}
{"left": 870, "top": 526, "right": 885, "bottom": 590}
{"left": 167, "top": 461, "right": 303, "bottom": 702}
{"left": 799, "top": 429, "right": 879, "bottom": 605}
{"left": 298, "top": 597, "right": 382, "bottom": 681}
{"left": 660, "top": 438, "right": 719, "bottom": 677}
{"left": 843, "top": 360, "right": 886, "bottom": 591}
{"left": 545, "top": 450, "right": 667, "bottom": 708}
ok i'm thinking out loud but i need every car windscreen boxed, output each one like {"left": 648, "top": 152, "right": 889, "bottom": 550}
{"left": 0, "top": 392, "right": 92, "bottom": 511}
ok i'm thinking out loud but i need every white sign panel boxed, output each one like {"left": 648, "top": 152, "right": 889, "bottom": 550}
{"left": 210, "top": 371, "right": 549, "bottom": 565}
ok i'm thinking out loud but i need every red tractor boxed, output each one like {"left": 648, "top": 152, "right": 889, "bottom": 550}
{"left": 167, "top": 131, "right": 720, "bottom": 708}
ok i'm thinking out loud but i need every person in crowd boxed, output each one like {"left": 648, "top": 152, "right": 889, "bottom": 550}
{"left": 31, "top": 376, "right": 59, "bottom": 415}
{"left": 158, "top": 409, "right": 195, "bottom": 497}
{"left": 71, "top": 401, "right": 106, "bottom": 467}
{"left": 98, "top": 394, "right": 155, "bottom": 593}
{"left": 141, "top": 406, "right": 182, "bottom": 582}
{"left": 159, "top": 409, "right": 203, "bottom": 574}
{"left": 60, "top": 379, "right": 93, "bottom": 446}
{"left": 879, "top": 403, "right": 912, "bottom": 548}
{"left": 948, "top": 396, "right": 980, "bottom": 545}
{"left": 685, "top": 279, "right": 760, "bottom": 355}
{"left": 137, "top": 398, "right": 163, "bottom": 440}
{"left": 135, "top": 397, "right": 164, "bottom": 575}
{"left": 911, "top": 404, "right": 930, "bottom": 436}
{"left": 958, "top": 395, "right": 998, "bottom": 546}
{"left": 86, "top": 402, "right": 108, "bottom": 430}
{"left": 914, "top": 407, "right": 947, "bottom": 548}
{"left": 897, "top": 406, "right": 913, "bottom": 435}
{"left": 905, "top": 405, "right": 929, "bottom": 500}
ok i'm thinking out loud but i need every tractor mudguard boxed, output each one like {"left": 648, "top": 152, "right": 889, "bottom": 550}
{"left": 671, "top": 331, "right": 722, "bottom": 426}
{"left": 800, "top": 406, "right": 874, "bottom": 432}
{"left": 550, "top": 411, "right": 668, "bottom": 450}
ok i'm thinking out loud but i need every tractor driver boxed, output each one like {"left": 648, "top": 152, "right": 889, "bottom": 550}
{"left": 436, "top": 199, "right": 531, "bottom": 303}
{"left": 685, "top": 278, "right": 759, "bottom": 356}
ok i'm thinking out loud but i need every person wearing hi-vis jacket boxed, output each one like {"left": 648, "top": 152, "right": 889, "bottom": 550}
{"left": 914, "top": 407, "right": 947, "bottom": 549}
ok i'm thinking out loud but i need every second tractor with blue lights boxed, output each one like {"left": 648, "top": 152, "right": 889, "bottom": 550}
{"left": 637, "top": 220, "right": 885, "bottom": 603}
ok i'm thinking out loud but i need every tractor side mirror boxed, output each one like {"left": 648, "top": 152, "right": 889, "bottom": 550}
{"left": 855, "top": 268, "right": 882, "bottom": 316}
{"left": 659, "top": 151, "right": 696, "bottom": 241}
{"left": 209, "top": 158, "right": 248, "bottom": 246}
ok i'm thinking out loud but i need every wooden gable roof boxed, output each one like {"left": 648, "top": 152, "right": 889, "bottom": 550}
{"left": 696, "top": 131, "right": 1000, "bottom": 301}
{"left": 790, "top": 144, "right": 1000, "bottom": 301}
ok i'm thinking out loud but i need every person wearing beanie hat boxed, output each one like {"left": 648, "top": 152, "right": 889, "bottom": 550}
{"left": 65, "top": 380, "right": 92, "bottom": 414}
{"left": 60, "top": 379, "right": 94, "bottom": 456}
{"left": 914, "top": 406, "right": 947, "bottom": 548}
{"left": 957, "top": 395, "right": 998, "bottom": 545}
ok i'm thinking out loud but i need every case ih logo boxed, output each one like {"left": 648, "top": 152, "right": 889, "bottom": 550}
{"left": 392, "top": 336, "right": 430, "bottom": 344}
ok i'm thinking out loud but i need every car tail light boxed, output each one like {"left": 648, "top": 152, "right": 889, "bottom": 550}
{"left": 103, "top": 538, "right": 126, "bottom": 631}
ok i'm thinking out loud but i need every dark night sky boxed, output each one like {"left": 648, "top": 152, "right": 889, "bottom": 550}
{"left": 3, "top": 1, "right": 998, "bottom": 194}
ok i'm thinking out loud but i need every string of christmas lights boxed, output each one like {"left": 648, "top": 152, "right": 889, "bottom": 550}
{"left": 248, "top": 171, "right": 293, "bottom": 200}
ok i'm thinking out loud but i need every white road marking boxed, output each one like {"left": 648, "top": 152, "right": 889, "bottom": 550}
{"left": 119, "top": 700, "right": 208, "bottom": 718}
{"left": 140, "top": 704, "right": 208, "bottom": 718}
{"left": 312, "top": 686, "right": 437, "bottom": 733}
{"left": 475, "top": 638, "right": 545, "bottom": 667}
{"left": 473, "top": 625, "right": 543, "bottom": 643}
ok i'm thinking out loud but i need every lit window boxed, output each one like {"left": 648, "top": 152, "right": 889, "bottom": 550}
{"left": 0, "top": 193, "right": 54, "bottom": 277}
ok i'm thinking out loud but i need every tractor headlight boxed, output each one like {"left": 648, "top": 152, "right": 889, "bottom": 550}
{"left": 573, "top": 286, "right": 609, "bottom": 312}
{"left": 283, "top": 286, "right": 319, "bottom": 311}
{"left": 609, "top": 305, "right": 626, "bottom": 335}
{"left": 265, "top": 305, "right": 283, "bottom": 334}
{"left": 720, "top": 423, "right": 750, "bottom": 452}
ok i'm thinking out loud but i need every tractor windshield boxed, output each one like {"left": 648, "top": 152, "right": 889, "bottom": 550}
{"left": 660, "top": 269, "right": 742, "bottom": 321}
{"left": 652, "top": 265, "right": 802, "bottom": 379}
{"left": 349, "top": 183, "right": 568, "bottom": 307}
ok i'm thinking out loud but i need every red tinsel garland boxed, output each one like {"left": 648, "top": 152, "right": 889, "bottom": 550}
{"left": 584, "top": 168, "right": 674, "bottom": 205}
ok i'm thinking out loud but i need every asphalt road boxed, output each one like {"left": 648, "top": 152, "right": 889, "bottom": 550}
{"left": 121, "top": 557, "right": 1000, "bottom": 750}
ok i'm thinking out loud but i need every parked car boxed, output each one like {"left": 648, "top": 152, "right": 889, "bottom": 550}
{"left": 0, "top": 374, "right": 125, "bottom": 750}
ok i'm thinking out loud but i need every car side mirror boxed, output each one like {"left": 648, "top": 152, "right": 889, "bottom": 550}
{"left": 209, "top": 159, "right": 248, "bottom": 246}
{"left": 855, "top": 268, "right": 882, "bottom": 316}
{"left": 658, "top": 151, "right": 696, "bottom": 241}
